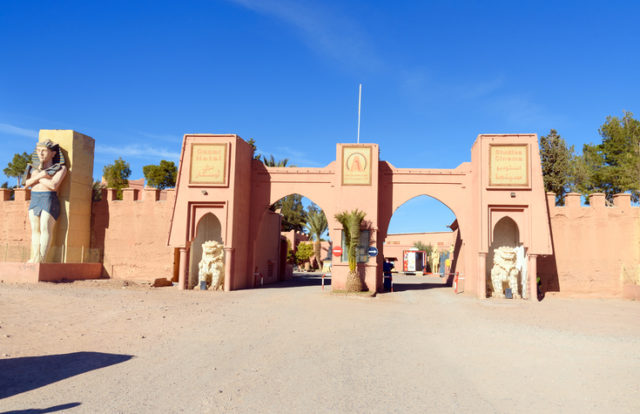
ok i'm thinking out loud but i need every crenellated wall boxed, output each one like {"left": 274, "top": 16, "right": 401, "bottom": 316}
{"left": 538, "top": 192, "right": 640, "bottom": 298}
{"left": 1, "top": 184, "right": 638, "bottom": 297}
{"left": 90, "top": 187, "right": 177, "bottom": 281}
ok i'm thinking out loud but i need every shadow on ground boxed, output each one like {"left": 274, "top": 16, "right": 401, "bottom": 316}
{"left": 262, "top": 273, "right": 455, "bottom": 293}
{"left": 261, "top": 273, "right": 330, "bottom": 289}
{"left": 390, "top": 282, "right": 449, "bottom": 292}
{"left": 386, "top": 274, "right": 453, "bottom": 292}
{"left": 0, "top": 352, "right": 133, "bottom": 400}
{"left": 1, "top": 402, "right": 82, "bottom": 414}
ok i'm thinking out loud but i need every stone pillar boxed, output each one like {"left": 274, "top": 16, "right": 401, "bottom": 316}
{"left": 224, "top": 247, "right": 233, "bottom": 292}
{"left": 38, "top": 130, "right": 95, "bottom": 263}
{"left": 178, "top": 247, "right": 189, "bottom": 290}
{"left": 528, "top": 254, "right": 538, "bottom": 301}
{"left": 478, "top": 252, "right": 487, "bottom": 298}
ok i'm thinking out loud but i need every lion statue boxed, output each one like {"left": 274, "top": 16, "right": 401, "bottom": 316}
{"left": 490, "top": 246, "right": 520, "bottom": 298}
{"left": 197, "top": 240, "right": 225, "bottom": 290}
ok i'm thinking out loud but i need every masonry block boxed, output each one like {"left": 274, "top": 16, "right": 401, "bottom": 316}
{"left": 144, "top": 188, "right": 159, "bottom": 202}
{"left": 107, "top": 188, "right": 118, "bottom": 201}
{"left": 122, "top": 188, "right": 138, "bottom": 202}
{"left": 613, "top": 193, "right": 631, "bottom": 208}
{"left": 0, "top": 189, "right": 11, "bottom": 201}
{"left": 546, "top": 192, "right": 556, "bottom": 208}
{"left": 14, "top": 188, "right": 30, "bottom": 202}
{"left": 564, "top": 192, "right": 581, "bottom": 209}
{"left": 589, "top": 193, "right": 606, "bottom": 208}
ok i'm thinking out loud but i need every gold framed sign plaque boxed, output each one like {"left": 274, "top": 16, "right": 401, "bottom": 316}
{"left": 489, "top": 144, "right": 529, "bottom": 187}
{"left": 342, "top": 146, "right": 372, "bottom": 185}
{"left": 189, "top": 143, "right": 229, "bottom": 186}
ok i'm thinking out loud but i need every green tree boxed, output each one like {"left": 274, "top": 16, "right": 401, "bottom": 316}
{"left": 295, "top": 242, "right": 314, "bottom": 265}
{"left": 540, "top": 129, "right": 574, "bottom": 204}
{"left": 280, "top": 194, "right": 306, "bottom": 232}
{"left": 3, "top": 152, "right": 30, "bottom": 187}
{"left": 334, "top": 209, "right": 366, "bottom": 292}
{"left": 286, "top": 238, "right": 294, "bottom": 264}
{"left": 247, "top": 138, "right": 261, "bottom": 161}
{"left": 598, "top": 111, "right": 640, "bottom": 201}
{"left": 142, "top": 160, "right": 177, "bottom": 189}
{"left": 103, "top": 157, "right": 131, "bottom": 200}
{"left": 573, "top": 112, "right": 640, "bottom": 202}
{"left": 305, "top": 205, "right": 328, "bottom": 268}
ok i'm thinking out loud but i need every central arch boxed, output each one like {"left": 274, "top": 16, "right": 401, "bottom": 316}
{"left": 382, "top": 193, "right": 464, "bottom": 290}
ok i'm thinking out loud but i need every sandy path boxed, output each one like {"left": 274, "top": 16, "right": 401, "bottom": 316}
{"left": 1, "top": 274, "right": 639, "bottom": 413}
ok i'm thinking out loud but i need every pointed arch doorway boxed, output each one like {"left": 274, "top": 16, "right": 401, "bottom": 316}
{"left": 189, "top": 213, "right": 223, "bottom": 288}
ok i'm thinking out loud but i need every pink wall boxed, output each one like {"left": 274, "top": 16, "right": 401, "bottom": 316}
{"left": 538, "top": 192, "right": 640, "bottom": 297}
{"left": 0, "top": 189, "right": 31, "bottom": 261}
{"left": 253, "top": 210, "right": 282, "bottom": 285}
{"left": 91, "top": 188, "right": 176, "bottom": 280}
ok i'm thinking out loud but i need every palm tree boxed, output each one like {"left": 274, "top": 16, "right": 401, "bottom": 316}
{"left": 305, "top": 209, "right": 328, "bottom": 269}
{"left": 262, "top": 154, "right": 290, "bottom": 167}
{"left": 334, "top": 209, "right": 366, "bottom": 292}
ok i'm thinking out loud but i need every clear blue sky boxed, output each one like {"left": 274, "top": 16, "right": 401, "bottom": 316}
{"left": 1, "top": 0, "right": 638, "bottom": 234}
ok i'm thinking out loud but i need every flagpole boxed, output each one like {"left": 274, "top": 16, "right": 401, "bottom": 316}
{"left": 357, "top": 83, "right": 362, "bottom": 144}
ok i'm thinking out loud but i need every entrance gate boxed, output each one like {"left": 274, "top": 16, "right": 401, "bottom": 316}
{"left": 168, "top": 134, "right": 552, "bottom": 299}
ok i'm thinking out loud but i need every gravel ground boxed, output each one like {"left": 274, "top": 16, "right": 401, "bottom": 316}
{"left": 0, "top": 273, "right": 639, "bottom": 413}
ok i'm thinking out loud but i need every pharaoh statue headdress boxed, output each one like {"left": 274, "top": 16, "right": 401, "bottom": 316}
{"left": 23, "top": 140, "right": 66, "bottom": 182}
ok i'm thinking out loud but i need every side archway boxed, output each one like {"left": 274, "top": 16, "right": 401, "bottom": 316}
{"left": 253, "top": 193, "right": 332, "bottom": 286}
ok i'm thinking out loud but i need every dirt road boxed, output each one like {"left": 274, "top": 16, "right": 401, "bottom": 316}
{"left": 1, "top": 274, "right": 639, "bottom": 413}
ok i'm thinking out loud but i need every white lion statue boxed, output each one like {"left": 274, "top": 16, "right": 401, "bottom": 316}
{"left": 490, "top": 246, "right": 521, "bottom": 298}
{"left": 197, "top": 240, "right": 225, "bottom": 290}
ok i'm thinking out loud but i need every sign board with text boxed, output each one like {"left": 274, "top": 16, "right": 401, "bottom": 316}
{"left": 189, "top": 143, "right": 229, "bottom": 186}
{"left": 489, "top": 144, "right": 529, "bottom": 187}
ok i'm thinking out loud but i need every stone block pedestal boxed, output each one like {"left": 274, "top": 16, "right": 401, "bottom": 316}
{"left": 0, "top": 263, "right": 103, "bottom": 283}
